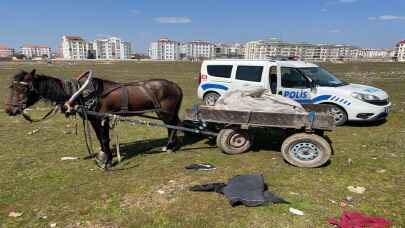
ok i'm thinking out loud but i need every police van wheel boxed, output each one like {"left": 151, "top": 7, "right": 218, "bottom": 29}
{"left": 204, "top": 92, "right": 220, "bottom": 106}
{"left": 330, "top": 105, "right": 347, "bottom": 126}
{"left": 281, "top": 133, "right": 331, "bottom": 168}
{"left": 217, "top": 128, "right": 252, "bottom": 155}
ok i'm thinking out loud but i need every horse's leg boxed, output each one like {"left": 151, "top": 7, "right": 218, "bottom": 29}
{"left": 162, "top": 128, "right": 175, "bottom": 152}
{"left": 90, "top": 118, "right": 112, "bottom": 169}
{"left": 100, "top": 118, "right": 112, "bottom": 168}
{"left": 163, "top": 115, "right": 181, "bottom": 153}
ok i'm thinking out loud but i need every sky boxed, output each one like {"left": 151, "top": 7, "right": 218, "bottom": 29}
{"left": 0, "top": 0, "right": 404, "bottom": 53}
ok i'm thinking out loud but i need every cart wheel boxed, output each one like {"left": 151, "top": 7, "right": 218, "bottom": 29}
{"left": 281, "top": 133, "right": 331, "bottom": 168}
{"left": 216, "top": 128, "right": 252, "bottom": 155}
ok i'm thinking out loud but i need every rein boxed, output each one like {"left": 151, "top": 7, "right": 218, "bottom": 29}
{"left": 22, "top": 106, "right": 60, "bottom": 123}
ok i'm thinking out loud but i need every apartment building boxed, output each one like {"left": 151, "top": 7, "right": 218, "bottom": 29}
{"left": 122, "top": 41, "right": 132, "bottom": 59}
{"left": 244, "top": 40, "right": 268, "bottom": 60}
{"left": 92, "top": 37, "right": 131, "bottom": 60}
{"left": 149, "top": 38, "right": 181, "bottom": 60}
{"left": 147, "top": 38, "right": 399, "bottom": 62}
{"left": 215, "top": 43, "right": 244, "bottom": 58}
{"left": 244, "top": 40, "right": 359, "bottom": 62}
{"left": 182, "top": 40, "right": 215, "bottom": 60}
{"left": 149, "top": 39, "right": 245, "bottom": 60}
{"left": 60, "top": 36, "right": 89, "bottom": 60}
{"left": 21, "top": 45, "right": 51, "bottom": 59}
{"left": 244, "top": 40, "right": 306, "bottom": 60}
{"left": 358, "top": 48, "right": 395, "bottom": 60}
{"left": 0, "top": 44, "right": 15, "bottom": 58}
{"left": 229, "top": 43, "right": 244, "bottom": 57}
{"left": 396, "top": 40, "right": 405, "bottom": 62}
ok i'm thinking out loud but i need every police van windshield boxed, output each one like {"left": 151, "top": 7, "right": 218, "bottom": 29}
{"left": 298, "top": 67, "right": 347, "bottom": 87}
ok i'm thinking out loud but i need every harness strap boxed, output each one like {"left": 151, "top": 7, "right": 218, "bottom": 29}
{"left": 100, "top": 81, "right": 141, "bottom": 97}
{"left": 101, "top": 82, "right": 161, "bottom": 111}
{"left": 120, "top": 86, "right": 129, "bottom": 111}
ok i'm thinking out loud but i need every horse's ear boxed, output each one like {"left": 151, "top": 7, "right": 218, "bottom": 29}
{"left": 30, "top": 69, "right": 36, "bottom": 76}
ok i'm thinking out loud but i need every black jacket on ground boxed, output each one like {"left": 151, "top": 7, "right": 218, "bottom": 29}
{"left": 190, "top": 174, "right": 289, "bottom": 207}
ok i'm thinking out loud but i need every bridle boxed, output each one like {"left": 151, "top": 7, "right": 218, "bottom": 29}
{"left": 5, "top": 80, "right": 35, "bottom": 110}
{"left": 6, "top": 80, "right": 59, "bottom": 122}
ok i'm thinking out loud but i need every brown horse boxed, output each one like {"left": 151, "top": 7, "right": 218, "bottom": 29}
{"left": 4, "top": 69, "right": 183, "bottom": 169}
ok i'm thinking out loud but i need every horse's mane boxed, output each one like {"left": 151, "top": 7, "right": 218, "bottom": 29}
{"left": 14, "top": 70, "right": 118, "bottom": 105}
{"left": 33, "top": 74, "right": 70, "bottom": 103}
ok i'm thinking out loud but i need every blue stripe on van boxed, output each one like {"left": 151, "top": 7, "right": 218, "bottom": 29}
{"left": 312, "top": 95, "right": 332, "bottom": 103}
{"left": 295, "top": 95, "right": 332, "bottom": 104}
{"left": 201, "top": 83, "right": 229, "bottom": 91}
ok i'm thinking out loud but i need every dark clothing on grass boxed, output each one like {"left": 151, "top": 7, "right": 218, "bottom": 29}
{"left": 190, "top": 174, "right": 289, "bottom": 207}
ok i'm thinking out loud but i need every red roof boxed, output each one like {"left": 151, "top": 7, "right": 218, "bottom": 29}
{"left": 159, "top": 37, "right": 169, "bottom": 41}
{"left": 158, "top": 38, "right": 178, "bottom": 43}
{"left": 64, "top": 35, "right": 83, "bottom": 40}
{"left": 22, "top": 44, "right": 49, "bottom": 48}
{"left": 398, "top": 40, "right": 405, "bottom": 45}
{"left": 0, "top": 44, "right": 12, "bottom": 50}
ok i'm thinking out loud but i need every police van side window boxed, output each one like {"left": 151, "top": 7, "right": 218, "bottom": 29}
{"left": 207, "top": 65, "right": 233, "bottom": 78}
{"left": 281, "top": 67, "right": 308, "bottom": 88}
{"left": 269, "top": 66, "right": 277, "bottom": 94}
{"left": 235, "top": 66, "right": 263, "bottom": 82}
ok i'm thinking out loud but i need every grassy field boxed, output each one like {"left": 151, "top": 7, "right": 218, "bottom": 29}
{"left": 0, "top": 61, "right": 404, "bottom": 227}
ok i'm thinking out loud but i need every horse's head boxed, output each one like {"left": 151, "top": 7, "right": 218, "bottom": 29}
{"left": 4, "top": 69, "right": 41, "bottom": 116}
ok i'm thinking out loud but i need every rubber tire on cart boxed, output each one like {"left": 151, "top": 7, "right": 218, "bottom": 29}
{"left": 281, "top": 133, "right": 331, "bottom": 168}
{"left": 204, "top": 92, "right": 220, "bottom": 106}
{"left": 329, "top": 104, "right": 348, "bottom": 126}
{"left": 216, "top": 128, "right": 252, "bottom": 155}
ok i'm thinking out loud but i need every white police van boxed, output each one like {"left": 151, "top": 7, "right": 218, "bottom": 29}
{"left": 197, "top": 59, "right": 391, "bottom": 125}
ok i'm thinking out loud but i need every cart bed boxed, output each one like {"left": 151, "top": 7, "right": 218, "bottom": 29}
{"left": 184, "top": 105, "right": 335, "bottom": 131}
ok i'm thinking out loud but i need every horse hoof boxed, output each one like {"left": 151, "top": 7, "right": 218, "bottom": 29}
{"left": 94, "top": 159, "right": 112, "bottom": 171}
{"left": 104, "top": 162, "right": 112, "bottom": 171}
{"left": 95, "top": 151, "right": 108, "bottom": 169}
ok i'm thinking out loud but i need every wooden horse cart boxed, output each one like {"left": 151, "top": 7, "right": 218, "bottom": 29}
{"left": 79, "top": 103, "right": 335, "bottom": 168}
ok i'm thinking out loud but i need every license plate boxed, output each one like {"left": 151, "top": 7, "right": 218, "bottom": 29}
{"left": 384, "top": 106, "right": 391, "bottom": 113}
